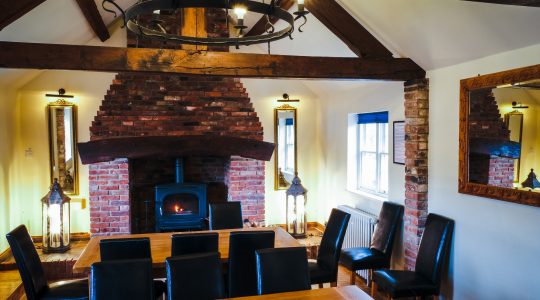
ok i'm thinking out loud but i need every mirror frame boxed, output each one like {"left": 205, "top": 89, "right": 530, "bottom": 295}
{"left": 459, "top": 64, "right": 540, "bottom": 207}
{"left": 47, "top": 100, "right": 79, "bottom": 195}
{"left": 274, "top": 104, "right": 298, "bottom": 190}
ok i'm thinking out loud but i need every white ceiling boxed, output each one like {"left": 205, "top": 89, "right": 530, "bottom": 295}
{"left": 1, "top": 0, "right": 540, "bottom": 87}
{"left": 338, "top": 0, "right": 540, "bottom": 70}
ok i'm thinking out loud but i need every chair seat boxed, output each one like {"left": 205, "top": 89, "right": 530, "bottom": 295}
{"left": 340, "top": 247, "right": 389, "bottom": 271}
{"left": 40, "top": 278, "right": 89, "bottom": 300}
{"left": 308, "top": 260, "right": 333, "bottom": 284}
{"left": 373, "top": 269, "right": 438, "bottom": 298}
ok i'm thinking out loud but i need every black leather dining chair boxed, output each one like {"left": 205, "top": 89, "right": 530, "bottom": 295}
{"left": 340, "top": 202, "right": 404, "bottom": 285}
{"left": 255, "top": 247, "right": 311, "bottom": 295}
{"left": 6, "top": 225, "right": 89, "bottom": 300}
{"left": 171, "top": 232, "right": 218, "bottom": 256}
{"left": 309, "top": 208, "right": 350, "bottom": 287}
{"left": 209, "top": 202, "right": 244, "bottom": 230}
{"left": 99, "top": 237, "right": 166, "bottom": 298}
{"left": 90, "top": 259, "right": 154, "bottom": 300}
{"left": 166, "top": 252, "right": 224, "bottom": 300}
{"left": 372, "top": 213, "right": 455, "bottom": 299}
{"left": 99, "top": 237, "right": 152, "bottom": 261}
{"left": 228, "top": 231, "right": 275, "bottom": 297}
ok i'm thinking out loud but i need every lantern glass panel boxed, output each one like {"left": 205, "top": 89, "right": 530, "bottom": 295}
{"left": 286, "top": 194, "right": 306, "bottom": 237}
{"left": 42, "top": 198, "right": 70, "bottom": 252}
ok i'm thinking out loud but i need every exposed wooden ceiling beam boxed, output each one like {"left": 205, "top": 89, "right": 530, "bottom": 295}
{"left": 464, "top": 0, "right": 540, "bottom": 6}
{"left": 304, "top": 0, "right": 394, "bottom": 59}
{"left": 0, "top": 42, "right": 425, "bottom": 81}
{"left": 245, "top": 0, "right": 295, "bottom": 37}
{"left": 75, "top": 0, "right": 110, "bottom": 42}
{"left": 0, "top": 0, "right": 46, "bottom": 30}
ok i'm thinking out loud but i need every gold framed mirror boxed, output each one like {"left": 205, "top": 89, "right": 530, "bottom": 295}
{"left": 48, "top": 100, "right": 78, "bottom": 195}
{"left": 274, "top": 104, "right": 297, "bottom": 190}
{"left": 459, "top": 64, "right": 540, "bottom": 207}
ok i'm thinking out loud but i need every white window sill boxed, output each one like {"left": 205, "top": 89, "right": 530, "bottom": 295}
{"left": 347, "top": 188, "right": 388, "bottom": 202}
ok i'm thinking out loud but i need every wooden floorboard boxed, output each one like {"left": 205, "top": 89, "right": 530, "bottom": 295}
{"left": 0, "top": 270, "right": 23, "bottom": 300}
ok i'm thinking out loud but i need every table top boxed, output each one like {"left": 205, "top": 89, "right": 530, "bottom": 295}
{"left": 224, "top": 286, "right": 374, "bottom": 300}
{"left": 73, "top": 226, "right": 299, "bottom": 274}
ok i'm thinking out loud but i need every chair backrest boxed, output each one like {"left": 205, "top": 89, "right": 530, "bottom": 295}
{"left": 415, "top": 213, "right": 455, "bottom": 287}
{"left": 99, "top": 237, "right": 151, "bottom": 261}
{"left": 209, "top": 202, "right": 243, "bottom": 230}
{"left": 171, "top": 232, "right": 218, "bottom": 256}
{"left": 255, "top": 247, "right": 311, "bottom": 295}
{"left": 90, "top": 259, "right": 154, "bottom": 300}
{"left": 166, "top": 252, "right": 224, "bottom": 300}
{"left": 228, "top": 231, "right": 275, "bottom": 297}
{"left": 5, "top": 225, "right": 47, "bottom": 300}
{"left": 370, "top": 202, "right": 404, "bottom": 257}
{"left": 317, "top": 209, "right": 351, "bottom": 277}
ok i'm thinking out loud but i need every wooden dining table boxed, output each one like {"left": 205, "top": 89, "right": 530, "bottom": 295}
{"left": 72, "top": 226, "right": 300, "bottom": 274}
{"left": 224, "top": 286, "right": 374, "bottom": 300}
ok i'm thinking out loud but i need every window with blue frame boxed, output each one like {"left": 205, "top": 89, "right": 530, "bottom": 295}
{"left": 356, "top": 112, "right": 389, "bottom": 195}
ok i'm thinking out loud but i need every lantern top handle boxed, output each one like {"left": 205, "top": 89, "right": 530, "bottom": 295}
{"left": 286, "top": 173, "right": 307, "bottom": 196}
{"left": 41, "top": 178, "right": 71, "bottom": 204}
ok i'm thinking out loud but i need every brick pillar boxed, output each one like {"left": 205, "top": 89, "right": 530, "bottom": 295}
{"left": 225, "top": 156, "right": 265, "bottom": 223}
{"left": 89, "top": 159, "right": 130, "bottom": 236}
{"left": 404, "top": 78, "right": 429, "bottom": 270}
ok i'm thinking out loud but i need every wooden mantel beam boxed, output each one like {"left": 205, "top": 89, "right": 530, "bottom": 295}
{"left": 0, "top": 0, "right": 47, "bottom": 30}
{"left": 464, "top": 0, "right": 540, "bottom": 6}
{"left": 0, "top": 41, "right": 425, "bottom": 80}
{"left": 75, "top": 0, "right": 110, "bottom": 42}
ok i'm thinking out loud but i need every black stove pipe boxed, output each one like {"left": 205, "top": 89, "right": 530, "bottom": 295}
{"left": 175, "top": 158, "right": 184, "bottom": 184}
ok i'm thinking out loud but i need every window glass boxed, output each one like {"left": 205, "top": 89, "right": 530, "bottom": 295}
{"left": 355, "top": 113, "right": 389, "bottom": 195}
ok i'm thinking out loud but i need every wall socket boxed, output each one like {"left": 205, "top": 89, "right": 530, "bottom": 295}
{"left": 24, "top": 148, "right": 33, "bottom": 158}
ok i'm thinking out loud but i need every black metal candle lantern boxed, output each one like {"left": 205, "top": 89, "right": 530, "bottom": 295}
{"left": 286, "top": 173, "right": 307, "bottom": 238}
{"left": 522, "top": 169, "right": 540, "bottom": 190}
{"left": 42, "top": 178, "right": 71, "bottom": 253}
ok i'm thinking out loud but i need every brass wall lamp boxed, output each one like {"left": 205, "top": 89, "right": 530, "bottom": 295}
{"left": 277, "top": 93, "right": 300, "bottom": 103}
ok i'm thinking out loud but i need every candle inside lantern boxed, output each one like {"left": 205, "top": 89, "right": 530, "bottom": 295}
{"left": 48, "top": 203, "right": 62, "bottom": 247}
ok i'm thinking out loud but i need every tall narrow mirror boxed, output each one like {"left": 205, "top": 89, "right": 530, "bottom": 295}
{"left": 48, "top": 100, "right": 78, "bottom": 195}
{"left": 504, "top": 111, "right": 524, "bottom": 183}
{"left": 274, "top": 104, "right": 297, "bottom": 190}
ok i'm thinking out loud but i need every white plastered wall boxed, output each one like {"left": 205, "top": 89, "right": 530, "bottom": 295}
{"left": 0, "top": 86, "right": 17, "bottom": 252}
{"left": 428, "top": 43, "right": 540, "bottom": 299}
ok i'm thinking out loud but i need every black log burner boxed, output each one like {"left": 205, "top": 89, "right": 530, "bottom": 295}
{"left": 155, "top": 158, "right": 207, "bottom": 232}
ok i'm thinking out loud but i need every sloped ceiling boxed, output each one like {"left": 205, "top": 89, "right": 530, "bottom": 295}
{"left": 0, "top": 0, "right": 134, "bottom": 87}
{"left": 338, "top": 0, "right": 540, "bottom": 70}
{"left": 1, "top": 0, "right": 540, "bottom": 87}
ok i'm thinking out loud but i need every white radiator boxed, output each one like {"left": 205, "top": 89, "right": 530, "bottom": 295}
{"left": 338, "top": 205, "right": 378, "bottom": 282}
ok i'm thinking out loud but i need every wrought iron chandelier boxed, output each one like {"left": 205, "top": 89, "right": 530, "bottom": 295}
{"left": 102, "top": 0, "right": 309, "bottom": 47}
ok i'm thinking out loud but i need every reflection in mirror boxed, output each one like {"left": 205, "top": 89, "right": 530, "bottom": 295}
{"left": 505, "top": 111, "right": 523, "bottom": 182}
{"left": 467, "top": 79, "right": 540, "bottom": 191}
{"left": 274, "top": 104, "right": 297, "bottom": 190}
{"left": 460, "top": 65, "right": 540, "bottom": 207}
{"left": 48, "top": 101, "right": 78, "bottom": 195}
